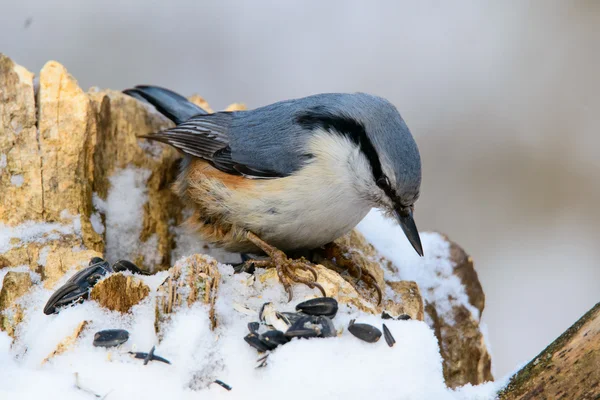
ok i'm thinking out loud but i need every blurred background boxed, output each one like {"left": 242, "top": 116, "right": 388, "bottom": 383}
{"left": 1, "top": 0, "right": 598, "bottom": 378}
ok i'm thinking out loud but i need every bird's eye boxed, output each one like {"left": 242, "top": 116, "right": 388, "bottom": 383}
{"left": 376, "top": 176, "right": 391, "bottom": 188}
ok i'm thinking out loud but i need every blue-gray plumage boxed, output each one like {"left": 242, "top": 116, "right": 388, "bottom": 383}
{"left": 124, "top": 85, "right": 423, "bottom": 301}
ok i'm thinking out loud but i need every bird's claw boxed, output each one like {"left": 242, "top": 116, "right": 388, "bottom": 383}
{"left": 245, "top": 232, "right": 326, "bottom": 302}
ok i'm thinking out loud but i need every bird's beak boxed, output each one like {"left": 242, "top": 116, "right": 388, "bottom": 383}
{"left": 395, "top": 208, "right": 424, "bottom": 257}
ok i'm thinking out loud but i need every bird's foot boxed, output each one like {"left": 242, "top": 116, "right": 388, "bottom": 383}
{"left": 244, "top": 232, "right": 326, "bottom": 301}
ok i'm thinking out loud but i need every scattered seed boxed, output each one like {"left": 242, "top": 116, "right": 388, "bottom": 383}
{"left": 93, "top": 329, "right": 129, "bottom": 348}
{"left": 383, "top": 324, "right": 396, "bottom": 347}
{"left": 381, "top": 311, "right": 394, "bottom": 320}
{"left": 256, "top": 354, "right": 269, "bottom": 369}
{"left": 260, "top": 330, "right": 289, "bottom": 348}
{"left": 89, "top": 257, "right": 106, "bottom": 266}
{"left": 214, "top": 380, "right": 232, "bottom": 391}
{"left": 295, "top": 297, "right": 338, "bottom": 319}
{"left": 143, "top": 346, "right": 155, "bottom": 365}
{"left": 112, "top": 259, "right": 149, "bottom": 275}
{"left": 348, "top": 321, "right": 382, "bottom": 343}
{"left": 43, "top": 261, "right": 111, "bottom": 315}
{"left": 129, "top": 346, "right": 171, "bottom": 365}
{"left": 244, "top": 333, "right": 271, "bottom": 352}
{"left": 232, "top": 303, "right": 256, "bottom": 316}
{"left": 247, "top": 322, "right": 260, "bottom": 333}
{"left": 381, "top": 311, "right": 412, "bottom": 321}
{"left": 278, "top": 312, "right": 305, "bottom": 325}
{"left": 260, "top": 303, "right": 290, "bottom": 332}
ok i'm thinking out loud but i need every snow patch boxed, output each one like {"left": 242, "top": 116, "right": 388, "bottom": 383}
{"left": 10, "top": 174, "right": 24, "bottom": 187}
{"left": 10, "top": 119, "right": 23, "bottom": 135}
{"left": 139, "top": 234, "right": 161, "bottom": 266}
{"left": 453, "top": 380, "right": 507, "bottom": 400}
{"left": 92, "top": 193, "right": 107, "bottom": 213}
{"left": 0, "top": 221, "right": 77, "bottom": 254}
{"left": 60, "top": 210, "right": 82, "bottom": 235}
{"left": 0, "top": 265, "right": 33, "bottom": 292}
{"left": 357, "top": 209, "right": 480, "bottom": 323}
{"left": 100, "top": 167, "right": 151, "bottom": 263}
{"left": 37, "top": 246, "right": 51, "bottom": 267}
{"left": 90, "top": 212, "right": 104, "bottom": 235}
{"left": 0, "top": 259, "right": 504, "bottom": 399}
{"left": 479, "top": 321, "right": 495, "bottom": 375}
{"left": 0, "top": 154, "right": 6, "bottom": 170}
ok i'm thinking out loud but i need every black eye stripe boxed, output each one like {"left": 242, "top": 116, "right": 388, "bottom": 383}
{"left": 296, "top": 107, "right": 385, "bottom": 183}
{"left": 377, "top": 177, "right": 400, "bottom": 204}
{"left": 376, "top": 176, "right": 390, "bottom": 188}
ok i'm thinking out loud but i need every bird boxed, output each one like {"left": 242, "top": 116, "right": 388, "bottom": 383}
{"left": 123, "top": 85, "right": 423, "bottom": 301}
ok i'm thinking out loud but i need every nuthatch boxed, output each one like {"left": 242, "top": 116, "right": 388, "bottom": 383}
{"left": 124, "top": 86, "right": 423, "bottom": 301}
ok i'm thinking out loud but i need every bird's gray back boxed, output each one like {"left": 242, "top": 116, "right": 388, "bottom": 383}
{"left": 227, "top": 94, "right": 352, "bottom": 175}
{"left": 228, "top": 93, "right": 421, "bottom": 197}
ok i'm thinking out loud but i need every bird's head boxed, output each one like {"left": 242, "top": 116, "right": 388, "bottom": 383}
{"left": 360, "top": 95, "right": 423, "bottom": 257}
{"left": 296, "top": 93, "right": 423, "bottom": 256}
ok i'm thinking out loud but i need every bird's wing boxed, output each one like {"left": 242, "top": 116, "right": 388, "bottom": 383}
{"left": 142, "top": 113, "right": 283, "bottom": 178}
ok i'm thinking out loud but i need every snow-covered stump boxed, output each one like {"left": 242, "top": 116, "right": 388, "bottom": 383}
{"left": 0, "top": 52, "right": 185, "bottom": 278}
{"left": 0, "top": 55, "right": 104, "bottom": 327}
{"left": 0, "top": 54, "right": 182, "bottom": 339}
{"left": 358, "top": 212, "right": 493, "bottom": 388}
{"left": 1, "top": 54, "right": 500, "bottom": 398}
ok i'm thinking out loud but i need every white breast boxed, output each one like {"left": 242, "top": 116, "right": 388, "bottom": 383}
{"left": 226, "top": 130, "right": 375, "bottom": 251}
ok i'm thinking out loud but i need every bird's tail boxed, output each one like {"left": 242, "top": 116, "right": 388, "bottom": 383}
{"left": 123, "top": 85, "right": 207, "bottom": 124}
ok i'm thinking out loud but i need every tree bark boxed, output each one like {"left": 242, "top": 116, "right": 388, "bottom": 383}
{"left": 499, "top": 302, "right": 600, "bottom": 400}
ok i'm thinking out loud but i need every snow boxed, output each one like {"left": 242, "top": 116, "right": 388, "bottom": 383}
{"left": 452, "top": 381, "right": 508, "bottom": 400}
{"left": 92, "top": 193, "right": 107, "bottom": 213}
{"left": 139, "top": 234, "right": 161, "bottom": 266}
{"left": 357, "top": 209, "right": 481, "bottom": 323}
{"left": 95, "top": 167, "right": 152, "bottom": 263}
{"left": 0, "top": 258, "right": 504, "bottom": 400}
{"left": 0, "top": 265, "right": 38, "bottom": 287}
{"left": 90, "top": 212, "right": 104, "bottom": 235}
{"left": 479, "top": 321, "right": 495, "bottom": 375}
{"left": 0, "top": 153, "right": 6, "bottom": 170}
{"left": 0, "top": 207, "right": 506, "bottom": 399}
{"left": 10, "top": 120, "right": 23, "bottom": 135}
{"left": 37, "top": 246, "right": 51, "bottom": 266}
{"left": 10, "top": 174, "right": 24, "bottom": 187}
{"left": 0, "top": 220, "right": 79, "bottom": 254}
